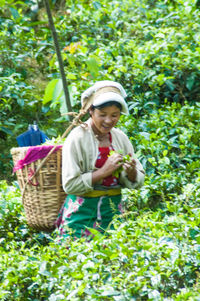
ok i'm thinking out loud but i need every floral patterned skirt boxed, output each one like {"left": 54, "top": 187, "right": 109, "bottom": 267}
{"left": 55, "top": 193, "right": 123, "bottom": 240}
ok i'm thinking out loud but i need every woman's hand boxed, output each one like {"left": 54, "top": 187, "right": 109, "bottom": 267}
{"left": 123, "top": 154, "right": 137, "bottom": 182}
{"left": 101, "top": 152, "right": 123, "bottom": 177}
{"left": 92, "top": 153, "right": 123, "bottom": 185}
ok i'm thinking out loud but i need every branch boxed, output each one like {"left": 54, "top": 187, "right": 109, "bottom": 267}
{"left": 43, "top": 0, "right": 72, "bottom": 116}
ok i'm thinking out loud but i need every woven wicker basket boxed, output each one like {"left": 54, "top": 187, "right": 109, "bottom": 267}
{"left": 11, "top": 146, "right": 66, "bottom": 231}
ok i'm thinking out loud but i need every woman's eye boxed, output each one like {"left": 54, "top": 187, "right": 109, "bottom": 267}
{"left": 98, "top": 114, "right": 119, "bottom": 118}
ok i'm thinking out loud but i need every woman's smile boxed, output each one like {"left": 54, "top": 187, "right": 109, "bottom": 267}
{"left": 90, "top": 105, "right": 121, "bottom": 136}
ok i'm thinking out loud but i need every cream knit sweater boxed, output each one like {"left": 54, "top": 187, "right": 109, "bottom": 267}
{"left": 62, "top": 119, "right": 145, "bottom": 195}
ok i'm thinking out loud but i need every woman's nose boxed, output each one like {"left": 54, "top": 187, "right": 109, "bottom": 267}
{"left": 104, "top": 116, "right": 113, "bottom": 124}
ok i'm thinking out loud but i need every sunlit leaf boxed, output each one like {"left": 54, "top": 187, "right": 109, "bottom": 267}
{"left": 86, "top": 57, "right": 99, "bottom": 77}
{"left": 43, "top": 79, "right": 58, "bottom": 104}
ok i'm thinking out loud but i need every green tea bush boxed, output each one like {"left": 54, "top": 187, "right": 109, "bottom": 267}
{"left": 1, "top": 188, "right": 200, "bottom": 300}
{"left": 118, "top": 101, "right": 200, "bottom": 209}
{"left": 44, "top": 0, "right": 200, "bottom": 110}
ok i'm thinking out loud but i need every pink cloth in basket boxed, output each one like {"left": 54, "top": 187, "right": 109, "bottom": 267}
{"left": 13, "top": 145, "right": 62, "bottom": 172}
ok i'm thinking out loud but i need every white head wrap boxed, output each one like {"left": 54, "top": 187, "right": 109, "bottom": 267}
{"left": 81, "top": 80, "right": 129, "bottom": 114}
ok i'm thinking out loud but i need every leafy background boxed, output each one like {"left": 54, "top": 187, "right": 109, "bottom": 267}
{"left": 0, "top": 0, "right": 200, "bottom": 300}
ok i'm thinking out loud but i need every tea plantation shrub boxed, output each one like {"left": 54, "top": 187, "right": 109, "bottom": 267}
{"left": 118, "top": 101, "right": 200, "bottom": 209}
{"left": 48, "top": 0, "right": 200, "bottom": 106}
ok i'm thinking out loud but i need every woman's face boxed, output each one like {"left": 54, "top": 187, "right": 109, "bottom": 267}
{"left": 90, "top": 105, "right": 121, "bottom": 135}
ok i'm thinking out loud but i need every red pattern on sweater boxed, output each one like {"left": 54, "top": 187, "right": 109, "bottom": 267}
{"left": 95, "top": 133, "right": 119, "bottom": 186}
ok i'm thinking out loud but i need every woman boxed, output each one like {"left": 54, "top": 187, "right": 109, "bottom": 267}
{"left": 56, "top": 81, "right": 145, "bottom": 239}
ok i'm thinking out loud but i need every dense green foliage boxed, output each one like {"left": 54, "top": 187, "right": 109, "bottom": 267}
{"left": 1, "top": 0, "right": 200, "bottom": 180}
{"left": 1, "top": 0, "right": 200, "bottom": 299}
